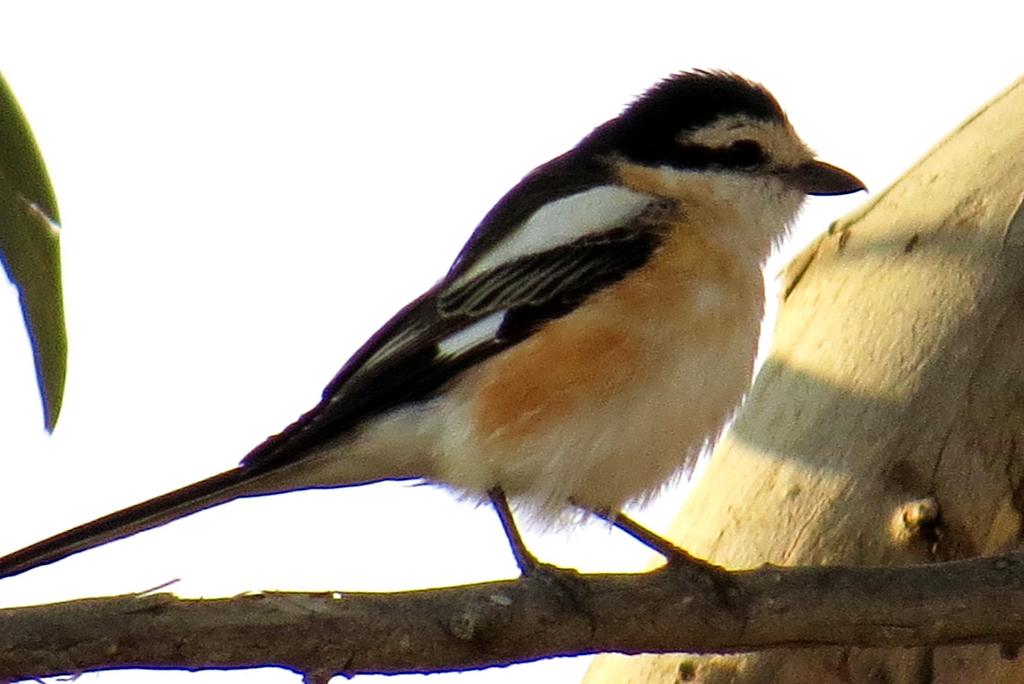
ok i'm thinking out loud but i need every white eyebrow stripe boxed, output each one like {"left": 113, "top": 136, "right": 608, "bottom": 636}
{"left": 457, "top": 185, "right": 653, "bottom": 283}
{"left": 436, "top": 310, "right": 506, "bottom": 359}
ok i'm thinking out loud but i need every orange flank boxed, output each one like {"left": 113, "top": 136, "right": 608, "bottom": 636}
{"left": 468, "top": 201, "right": 761, "bottom": 448}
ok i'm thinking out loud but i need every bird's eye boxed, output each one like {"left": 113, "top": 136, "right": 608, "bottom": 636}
{"left": 723, "top": 139, "right": 765, "bottom": 168}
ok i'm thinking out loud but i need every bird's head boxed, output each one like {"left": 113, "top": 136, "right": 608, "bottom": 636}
{"left": 585, "top": 70, "right": 865, "bottom": 199}
{"left": 574, "top": 70, "right": 864, "bottom": 251}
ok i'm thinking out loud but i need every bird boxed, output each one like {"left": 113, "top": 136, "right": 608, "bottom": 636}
{"left": 0, "top": 70, "right": 864, "bottom": 580}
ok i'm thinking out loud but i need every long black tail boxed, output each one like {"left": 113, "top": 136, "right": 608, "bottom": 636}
{"left": 0, "top": 467, "right": 262, "bottom": 579}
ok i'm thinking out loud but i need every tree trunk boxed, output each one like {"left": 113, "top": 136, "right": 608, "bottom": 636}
{"left": 584, "top": 77, "right": 1024, "bottom": 683}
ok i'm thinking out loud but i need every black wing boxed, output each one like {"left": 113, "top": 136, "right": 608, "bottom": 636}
{"left": 440, "top": 225, "right": 666, "bottom": 342}
{"left": 243, "top": 219, "right": 667, "bottom": 471}
{"left": 242, "top": 158, "right": 670, "bottom": 471}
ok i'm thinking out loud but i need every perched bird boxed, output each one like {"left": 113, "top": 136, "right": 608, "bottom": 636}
{"left": 0, "top": 70, "right": 863, "bottom": 579}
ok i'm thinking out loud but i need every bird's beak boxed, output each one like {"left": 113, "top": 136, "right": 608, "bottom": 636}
{"left": 778, "top": 159, "right": 866, "bottom": 196}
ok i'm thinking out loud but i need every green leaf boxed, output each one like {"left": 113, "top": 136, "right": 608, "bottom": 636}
{"left": 0, "top": 72, "right": 65, "bottom": 432}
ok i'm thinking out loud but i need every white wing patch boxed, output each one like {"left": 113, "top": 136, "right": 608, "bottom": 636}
{"left": 436, "top": 310, "right": 506, "bottom": 359}
{"left": 457, "top": 186, "right": 653, "bottom": 283}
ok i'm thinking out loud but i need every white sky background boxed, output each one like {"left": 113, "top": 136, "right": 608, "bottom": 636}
{"left": 0, "top": 2, "right": 1021, "bottom": 682}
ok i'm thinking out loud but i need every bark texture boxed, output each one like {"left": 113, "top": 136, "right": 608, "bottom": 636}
{"left": 585, "top": 78, "right": 1024, "bottom": 684}
{"left": 7, "top": 556, "right": 1024, "bottom": 680}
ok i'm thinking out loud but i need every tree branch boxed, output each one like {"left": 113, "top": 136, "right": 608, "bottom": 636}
{"left": 3, "top": 553, "right": 1024, "bottom": 681}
